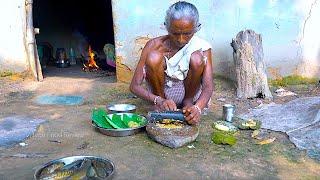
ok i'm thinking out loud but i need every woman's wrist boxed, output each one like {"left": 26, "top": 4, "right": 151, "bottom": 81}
{"left": 154, "top": 96, "right": 160, "bottom": 105}
{"left": 194, "top": 104, "right": 202, "bottom": 114}
{"left": 154, "top": 96, "right": 165, "bottom": 106}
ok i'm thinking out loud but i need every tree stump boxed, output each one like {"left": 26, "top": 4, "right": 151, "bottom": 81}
{"left": 230, "top": 29, "right": 273, "bottom": 99}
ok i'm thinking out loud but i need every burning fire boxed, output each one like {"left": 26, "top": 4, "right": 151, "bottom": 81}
{"left": 83, "top": 45, "right": 99, "bottom": 71}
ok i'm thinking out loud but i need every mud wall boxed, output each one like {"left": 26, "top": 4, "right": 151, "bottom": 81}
{"left": 112, "top": 0, "right": 320, "bottom": 83}
{"left": 0, "top": 0, "right": 29, "bottom": 73}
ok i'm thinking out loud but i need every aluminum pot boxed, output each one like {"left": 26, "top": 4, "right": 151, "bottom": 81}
{"left": 56, "top": 60, "right": 70, "bottom": 68}
{"left": 55, "top": 48, "right": 70, "bottom": 68}
{"left": 56, "top": 48, "right": 66, "bottom": 61}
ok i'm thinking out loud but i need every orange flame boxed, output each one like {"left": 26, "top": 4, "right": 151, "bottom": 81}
{"left": 83, "top": 45, "right": 99, "bottom": 71}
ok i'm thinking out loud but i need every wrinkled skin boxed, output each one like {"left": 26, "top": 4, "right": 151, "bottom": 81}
{"left": 130, "top": 17, "right": 213, "bottom": 125}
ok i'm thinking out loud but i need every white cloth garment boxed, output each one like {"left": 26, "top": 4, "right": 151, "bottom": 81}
{"left": 165, "top": 36, "right": 212, "bottom": 82}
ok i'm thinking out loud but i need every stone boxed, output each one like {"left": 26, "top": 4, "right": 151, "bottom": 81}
{"left": 146, "top": 123, "right": 199, "bottom": 148}
{"left": 0, "top": 117, "right": 48, "bottom": 147}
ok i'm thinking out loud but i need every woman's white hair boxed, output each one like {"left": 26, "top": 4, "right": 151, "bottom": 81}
{"left": 165, "top": 1, "right": 200, "bottom": 31}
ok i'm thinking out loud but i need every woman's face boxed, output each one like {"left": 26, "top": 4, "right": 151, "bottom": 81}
{"left": 168, "top": 18, "right": 195, "bottom": 48}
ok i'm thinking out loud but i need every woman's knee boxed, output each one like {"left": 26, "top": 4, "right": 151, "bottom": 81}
{"left": 190, "top": 51, "right": 205, "bottom": 70}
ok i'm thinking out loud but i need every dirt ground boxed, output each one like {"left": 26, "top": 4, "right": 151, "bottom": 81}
{"left": 0, "top": 65, "right": 320, "bottom": 180}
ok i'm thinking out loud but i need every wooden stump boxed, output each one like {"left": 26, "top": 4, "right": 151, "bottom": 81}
{"left": 230, "top": 29, "right": 273, "bottom": 99}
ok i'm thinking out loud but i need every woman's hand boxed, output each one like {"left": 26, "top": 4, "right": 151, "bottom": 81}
{"left": 157, "top": 98, "right": 177, "bottom": 111}
{"left": 182, "top": 105, "right": 202, "bottom": 124}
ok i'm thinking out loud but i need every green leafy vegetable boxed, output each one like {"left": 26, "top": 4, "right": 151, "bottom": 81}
{"left": 103, "top": 115, "right": 122, "bottom": 129}
{"left": 122, "top": 113, "right": 147, "bottom": 128}
{"left": 134, "top": 114, "right": 147, "bottom": 125}
{"left": 110, "top": 114, "right": 127, "bottom": 129}
{"left": 122, "top": 114, "right": 132, "bottom": 126}
{"left": 92, "top": 108, "right": 112, "bottom": 129}
{"left": 211, "top": 130, "right": 237, "bottom": 145}
{"left": 92, "top": 108, "right": 147, "bottom": 129}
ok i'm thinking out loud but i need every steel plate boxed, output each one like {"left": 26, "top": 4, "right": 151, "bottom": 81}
{"left": 92, "top": 113, "right": 147, "bottom": 137}
{"left": 34, "top": 155, "right": 115, "bottom": 180}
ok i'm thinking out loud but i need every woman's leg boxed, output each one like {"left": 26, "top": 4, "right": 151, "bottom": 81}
{"left": 145, "top": 50, "right": 166, "bottom": 98}
{"left": 183, "top": 51, "right": 205, "bottom": 107}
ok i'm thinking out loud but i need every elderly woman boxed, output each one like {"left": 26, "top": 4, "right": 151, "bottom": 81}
{"left": 130, "top": 1, "right": 213, "bottom": 124}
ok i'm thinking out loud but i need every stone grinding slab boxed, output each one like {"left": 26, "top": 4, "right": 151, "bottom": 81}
{"left": 146, "top": 123, "right": 199, "bottom": 148}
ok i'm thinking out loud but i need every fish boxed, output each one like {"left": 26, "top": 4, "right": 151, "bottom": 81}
{"left": 39, "top": 169, "right": 74, "bottom": 180}
{"left": 60, "top": 159, "right": 84, "bottom": 171}
{"left": 90, "top": 159, "right": 109, "bottom": 178}
{"left": 39, "top": 162, "right": 65, "bottom": 177}
{"left": 86, "top": 164, "right": 96, "bottom": 178}
{"left": 66, "top": 159, "right": 91, "bottom": 180}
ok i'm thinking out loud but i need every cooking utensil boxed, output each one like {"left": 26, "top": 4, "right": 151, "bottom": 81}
{"left": 147, "top": 110, "right": 187, "bottom": 124}
{"left": 56, "top": 60, "right": 70, "bottom": 68}
{"left": 34, "top": 155, "right": 115, "bottom": 180}
{"left": 107, "top": 104, "right": 136, "bottom": 113}
{"left": 92, "top": 113, "right": 147, "bottom": 136}
{"left": 222, "top": 104, "right": 236, "bottom": 122}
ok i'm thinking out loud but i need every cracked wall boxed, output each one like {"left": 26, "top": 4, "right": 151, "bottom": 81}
{"left": 296, "top": 0, "right": 320, "bottom": 78}
{"left": 112, "top": 0, "right": 320, "bottom": 83}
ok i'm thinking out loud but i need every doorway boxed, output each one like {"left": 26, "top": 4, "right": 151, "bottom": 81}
{"left": 33, "top": 0, "right": 115, "bottom": 77}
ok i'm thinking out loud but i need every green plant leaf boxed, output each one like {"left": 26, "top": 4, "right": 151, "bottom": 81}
{"left": 111, "top": 113, "right": 127, "bottom": 128}
{"left": 92, "top": 109, "right": 113, "bottom": 129}
{"left": 211, "top": 130, "right": 237, "bottom": 145}
{"left": 123, "top": 113, "right": 147, "bottom": 127}
{"left": 122, "top": 114, "right": 131, "bottom": 127}
{"left": 103, "top": 115, "right": 121, "bottom": 129}
{"left": 132, "top": 113, "right": 147, "bottom": 125}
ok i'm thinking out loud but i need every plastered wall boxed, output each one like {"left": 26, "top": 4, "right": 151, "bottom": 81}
{"left": 0, "top": 0, "right": 29, "bottom": 72}
{"left": 112, "top": 0, "right": 320, "bottom": 82}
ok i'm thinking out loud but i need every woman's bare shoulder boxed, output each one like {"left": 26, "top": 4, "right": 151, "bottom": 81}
{"left": 145, "top": 35, "right": 168, "bottom": 49}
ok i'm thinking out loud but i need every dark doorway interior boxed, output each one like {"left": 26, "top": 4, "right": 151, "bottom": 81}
{"left": 33, "top": 0, "right": 115, "bottom": 72}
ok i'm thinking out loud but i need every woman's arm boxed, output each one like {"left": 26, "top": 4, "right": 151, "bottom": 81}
{"left": 183, "top": 48, "right": 213, "bottom": 124}
{"left": 129, "top": 40, "right": 159, "bottom": 104}
{"left": 195, "top": 48, "right": 213, "bottom": 110}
